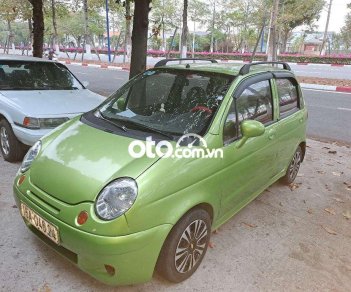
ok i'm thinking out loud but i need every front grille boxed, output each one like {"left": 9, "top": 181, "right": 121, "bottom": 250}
{"left": 26, "top": 189, "right": 60, "bottom": 215}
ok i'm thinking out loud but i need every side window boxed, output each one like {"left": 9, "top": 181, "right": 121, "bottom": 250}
{"left": 223, "top": 80, "right": 273, "bottom": 143}
{"left": 276, "top": 78, "right": 299, "bottom": 115}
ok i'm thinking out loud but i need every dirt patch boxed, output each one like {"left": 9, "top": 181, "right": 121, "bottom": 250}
{"left": 297, "top": 76, "right": 351, "bottom": 87}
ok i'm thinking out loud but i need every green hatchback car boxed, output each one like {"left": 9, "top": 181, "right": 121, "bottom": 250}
{"left": 13, "top": 60, "right": 307, "bottom": 285}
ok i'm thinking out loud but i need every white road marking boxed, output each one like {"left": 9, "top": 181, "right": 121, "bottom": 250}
{"left": 302, "top": 88, "right": 351, "bottom": 95}
{"left": 337, "top": 107, "right": 351, "bottom": 111}
{"left": 310, "top": 105, "right": 351, "bottom": 112}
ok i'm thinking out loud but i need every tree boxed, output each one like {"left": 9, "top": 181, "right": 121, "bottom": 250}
{"left": 188, "top": 0, "right": 209, "bottom": 55}
{"left": 340, "top": 4, "right": 351, "bottom": 49}
{"left": 28, "top": 0, "right": 44, "bottom": 58}
{"left": 129, "top": 0, "right": 152, "bottom": 79}
{"left": 1, "top": 0, "right": 23, "bottom": 53}
{"left": 180, "top": 0, "right": 189, "bottom": 57}
{"left": 51, "top": 0, "right": 58, "bottom": 49}
{"left": 320, "top": 0, "right": 332, "bottom": 55}
{"left": 150, "top": 0, "right": 180, "bottom": 52}
{"left": 278, "top": 0, "right": 325, "bottom": 53}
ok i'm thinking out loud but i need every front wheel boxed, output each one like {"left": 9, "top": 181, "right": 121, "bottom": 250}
{"left": 156, "top": 208, "right": 211, "bottom": 283}
{"left": 0, "top": 119, "right": 26, "bottom": 162}
{"left": 281, "top": 146, "right": 302, "bottom": 185}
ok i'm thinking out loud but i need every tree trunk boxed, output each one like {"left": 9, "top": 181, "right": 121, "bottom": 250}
{"left": 161, "top": 0, "right": 166, "bottom": 52}
{"left": 83, "top": 0, "right": 89, "bottom": 44}
{"left": 6, "top": 20, "right": 13, "bottom": 54}
{"left": 28, "top": 0, "right": 44, "bottom": 58}
{"left": 320, "top": 0, "right": 333, "bottom": 55}
{"left": 267, "top": 0, "right": 279, "bottom": 62}
{"left": 281, "top": 28, "right": 290, "bottom": 53}
{"left": 123, "top": 0, "right": 132, "bottom": 63}
{"left": 180, "top": 0, "right": 189, "bottom": 58}
{"left": 51, "top": 0, "right": 58, "bottom": 49}
{"left": 250, "top": 20, "right": 266, "bottom": 63}
{"left": 129, "top": 0, "right": 151, "bottom": 79}
{"left": 210, "top": 0, "right": 215, "bottom": 53}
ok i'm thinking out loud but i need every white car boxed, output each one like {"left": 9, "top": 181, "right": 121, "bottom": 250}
{"left": 0, "top": 55, "right": 105, "bottom": 162}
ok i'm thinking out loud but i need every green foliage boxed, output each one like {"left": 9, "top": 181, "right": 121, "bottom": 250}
{"left": 340, "top": 7, "right": 351, "bottom": 49}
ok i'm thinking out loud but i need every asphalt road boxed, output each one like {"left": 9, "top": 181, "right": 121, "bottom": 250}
{"left": 68, "top": 65, "right": 351, "bottom": 144}
{"left": 61, "top": 51, "right": 351, "bottom": 80}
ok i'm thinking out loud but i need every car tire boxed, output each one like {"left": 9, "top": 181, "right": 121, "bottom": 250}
{"left": 156, "top": 208, "right": 211, "bottom": 283}
{"left": 0, "top": 119, "right": 26, "bottom": 162}
{"left": 281, "top": 145, "right": 302, "bottom": 185}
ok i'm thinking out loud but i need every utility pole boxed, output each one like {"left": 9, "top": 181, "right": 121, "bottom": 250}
{"left": 320, "top": 0, "right": 333, "bottom": 56}
{"left": 267, "top": 0, "right": 279, "bottom": 62}
{"left": 105, "top": 0, "right": 111, "bottom": 62}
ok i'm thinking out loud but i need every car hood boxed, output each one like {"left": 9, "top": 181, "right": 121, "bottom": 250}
{"left": 30, "top": 120, "right": 160, "bottom": 204}
{"left": 0, "top": 89, "right": 105, "bottom": 117}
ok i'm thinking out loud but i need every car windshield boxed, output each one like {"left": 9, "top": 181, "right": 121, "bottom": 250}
{"left": 0, "top": 61, "right": 83, "bottom": 90}
{"left": 98, "top": 69, "right": 234, "bottom": 136}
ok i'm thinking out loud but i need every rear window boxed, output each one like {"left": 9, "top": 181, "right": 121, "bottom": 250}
{"left": 0, "top": 60, "right": 82, "bottom": 90}
{"left": 276, "top": 78, "right": 299, "bottom": 115}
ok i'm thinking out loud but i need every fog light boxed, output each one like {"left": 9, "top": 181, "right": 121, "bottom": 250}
{"left": 104, "top": 264, "right": 116, "bottom": 276}
{"left": 77, "top": 211, "right": 88, "bottom": 225}
{"left": 18, "top": 175, "right": 26, "bottom": 186}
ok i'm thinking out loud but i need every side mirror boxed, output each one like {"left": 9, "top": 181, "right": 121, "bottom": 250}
{"left": 237, "top": 120, "right": 265, "bottom": 148}
{"left": 116, "top": 97, "right": 126, "bottom": 111}
{"left": 82, "top": 81, "right": 89, "bottom": 87}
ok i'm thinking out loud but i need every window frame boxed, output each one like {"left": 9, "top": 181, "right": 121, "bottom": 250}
{"left": 273, "top": 73, "right": 301, "bottom": 119}
{"left": 222, "top": 73, "right": 275, "bottom": 145}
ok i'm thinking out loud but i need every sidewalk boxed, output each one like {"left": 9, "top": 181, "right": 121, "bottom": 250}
{"left": 0, "top": 139, "right": 350, "bottom": 291}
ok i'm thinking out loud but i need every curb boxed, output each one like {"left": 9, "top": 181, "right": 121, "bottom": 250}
{"left": 60, "top": 60, "right": 124, "bottom": 71}
{"left": 301, "top": 83, "right": 351, "bottom": 93}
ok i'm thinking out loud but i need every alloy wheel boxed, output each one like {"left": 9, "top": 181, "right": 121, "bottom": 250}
{"left": 0, "top": 126, "right": 10, "bottom": 156}
{"left": 288, "top": 150, "right": 301, "bottom": 181}
{"left": 174, "top": 219, "right": 209, "bottom": 273}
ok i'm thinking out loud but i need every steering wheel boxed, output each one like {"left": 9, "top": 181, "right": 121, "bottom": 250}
{"left": 191, "top": 105, "right": 213, "bottom": 115}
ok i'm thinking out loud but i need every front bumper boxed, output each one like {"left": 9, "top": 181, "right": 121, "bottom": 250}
{"left": 13, "top": 184, "right": 172, "bottom": 286}
{"left": 12, "top": 124, "right": 52, "bottom": 146}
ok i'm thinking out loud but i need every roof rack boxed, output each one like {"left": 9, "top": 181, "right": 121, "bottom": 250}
{"left": 239, "top": 61, "right": 291, "bottom": 75}
{"left": 154, "top": 58, "right": 218, "bottom": 68}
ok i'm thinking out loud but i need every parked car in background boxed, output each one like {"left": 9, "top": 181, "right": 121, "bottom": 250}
{"left": 13, "top": 59, "right": 307, "bottom": 285}
{"left": 0, "top": 55, "right": 105, "bottom": 161}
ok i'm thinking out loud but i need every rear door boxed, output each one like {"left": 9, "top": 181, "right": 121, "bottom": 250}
{"left": 272, "top": 75, "right": 307, "bottom": 173}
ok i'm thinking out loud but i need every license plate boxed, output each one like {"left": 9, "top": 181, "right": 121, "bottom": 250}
{"left": 20, "top": 203, "right": 60, "bottom": 245}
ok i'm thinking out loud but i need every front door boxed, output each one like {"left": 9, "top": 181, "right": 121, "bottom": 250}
{"left": 219, "top": 75, "right": 280, "bottom": 219}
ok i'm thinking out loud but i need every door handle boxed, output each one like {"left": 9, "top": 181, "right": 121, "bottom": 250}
{"left": 268, "top": 129, "right": 276, "bottom": 140}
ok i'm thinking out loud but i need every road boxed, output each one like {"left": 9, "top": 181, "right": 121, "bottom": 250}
{"left": 68, "top": 65, "right": 351, "bottom": 145}
{"left": 60, "top": 51, "right": 351, "bottom": 80}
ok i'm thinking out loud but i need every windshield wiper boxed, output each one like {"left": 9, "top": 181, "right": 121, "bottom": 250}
{"left": 96, "top": 110, "right": 128, "bottom": 132}
{"left": 120, "top": 119, "right": 174, "bottom": 140}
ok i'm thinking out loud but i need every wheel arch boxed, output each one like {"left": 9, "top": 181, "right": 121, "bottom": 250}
{"left": 299, "top": 141, "right": 306, "bottom": 162}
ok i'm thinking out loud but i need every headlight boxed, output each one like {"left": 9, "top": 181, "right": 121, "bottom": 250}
{"left": 23, "top": 117, "right": 69, "bottom": 129}
{"left": 20, "top": 140, "right": 41, "bottom": 172}
{"left": 95, "top": 178, "right": 138, "bottom": 220}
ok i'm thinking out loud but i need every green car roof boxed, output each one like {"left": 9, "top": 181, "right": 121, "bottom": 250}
{"left": 155, "top": 62, "right": 294, "bottom": 76}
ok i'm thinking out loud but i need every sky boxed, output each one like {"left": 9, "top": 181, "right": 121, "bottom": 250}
{"left": 316, "top": 0, "right": 349, "bottom": 32}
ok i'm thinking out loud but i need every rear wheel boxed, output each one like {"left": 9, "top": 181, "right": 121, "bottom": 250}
{"left": 0, "top": 119, "right": 26, "bottom": 162}
{"left": 281, "top": 146, "right": 302, "bottom": 185}
{"left": 156, "top": 208, "right": 211, "bottom": 283}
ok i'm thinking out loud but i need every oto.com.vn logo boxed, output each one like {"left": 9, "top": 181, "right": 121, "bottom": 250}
{"left": 128, "top": 134, "right": 223, "bottom": 159}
